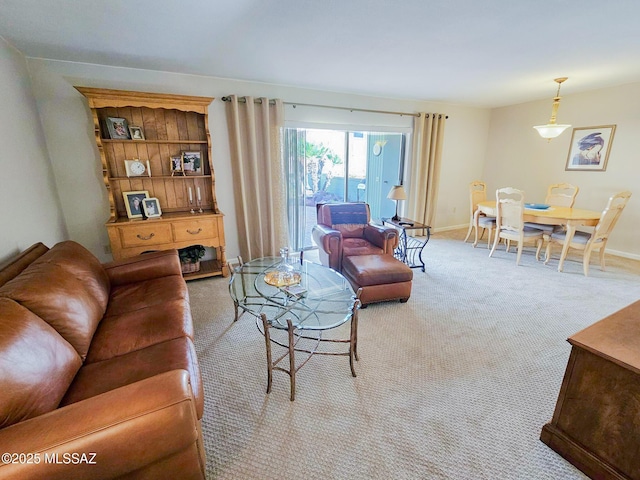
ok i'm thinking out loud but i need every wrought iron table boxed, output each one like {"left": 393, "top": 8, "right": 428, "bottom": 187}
{"left": 228, "top": 256, "right": 360, "bottom": 400}
{"left": 382, "top": 217, "right": 431, "bottom": 272}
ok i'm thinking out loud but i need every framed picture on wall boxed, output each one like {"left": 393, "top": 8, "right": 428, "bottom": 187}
{"left": 565, "top": 125, "right": 616, "bottom": 171}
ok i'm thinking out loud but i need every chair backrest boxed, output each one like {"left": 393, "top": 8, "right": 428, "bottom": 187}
{"left": 469, "top": 181, "right": 487, "bottom": 215}
{"left": 496, "top": 187, "right": 525, "bottom": 233}
{"left": 545, "top": 183, "right": 579, "bottom": 207}
{"left": 591, "top": 191, "right": 632, "bottom": 243}
{"left": 316, "top": 203, "right": 371, "bottom": 238}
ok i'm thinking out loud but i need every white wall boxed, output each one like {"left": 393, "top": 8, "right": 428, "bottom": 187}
{"left": 25, "top": 58, "right": 490, "bottom": 261}
{"left": 484, "top": 82, "right": 640, "bottom": 258}
{"left": 0, "top": 38, "right": 67, "bottom": 264}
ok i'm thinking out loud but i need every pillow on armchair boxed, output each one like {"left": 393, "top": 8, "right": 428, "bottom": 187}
{"left": 312, "top": 203, "right": 398, "bottom": 272}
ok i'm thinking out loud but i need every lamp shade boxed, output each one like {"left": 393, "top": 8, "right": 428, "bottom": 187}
{"left": 387, "top": 185, "right": 407, "bottom": 200}
{"left": 533, "top": 124, "right": 571, "bottom": 139}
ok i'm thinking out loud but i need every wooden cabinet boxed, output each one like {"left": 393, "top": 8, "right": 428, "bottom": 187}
{"left": 540, "top": 300, "right": 640, "bottom": 480}
{"left": 77, "top": 87, "right": 228, "bottom": 279}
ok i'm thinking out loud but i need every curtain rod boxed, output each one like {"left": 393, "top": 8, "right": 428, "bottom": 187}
{"left": 221, "top": 96, "right": 436, "bottom": 118}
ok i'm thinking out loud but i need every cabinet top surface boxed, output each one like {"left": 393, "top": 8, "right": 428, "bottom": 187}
{"left": 75, "top": 86, "right": 214, "bottom": 110}
{"left": 569, "top": 299, "right": 640, "bottom": 372}
{"left": 106, "top": 210, "right": 224, "bottom": 226}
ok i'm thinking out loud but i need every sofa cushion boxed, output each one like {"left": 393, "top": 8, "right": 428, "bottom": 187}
{"left": 86, "top": 298, "right": 194, "bottom": 363}
{"left": 61, "top": 337, "right": 204, "bottom": 419}
{"left": 0, "top": 241, "right": 109, "bottom": 360}
{"left": 105, "top": 274, "right": 188, "bottom": 317}
{"left": 342, "top": 238, "right": 385, "bottom": 257}
{"left": 0, "top": 298, "right": 82, "bottom": 428}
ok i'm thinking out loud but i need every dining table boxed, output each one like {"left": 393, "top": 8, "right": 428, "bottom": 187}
{"left": 476, "top": 200, "right": 602, "bottom": 272}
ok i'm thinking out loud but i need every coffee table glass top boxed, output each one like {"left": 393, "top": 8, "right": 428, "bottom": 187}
{"left": 229, "top": 257, "right": 355, "bottom": 330}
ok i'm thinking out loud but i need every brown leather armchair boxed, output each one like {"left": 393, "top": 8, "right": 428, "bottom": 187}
{"left": 312, "top": 202, "right": 399, "bottom": 272}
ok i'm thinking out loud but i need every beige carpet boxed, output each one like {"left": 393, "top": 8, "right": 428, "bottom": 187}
{"left": 188, "top": 229, "right": 640, "bottom": 479}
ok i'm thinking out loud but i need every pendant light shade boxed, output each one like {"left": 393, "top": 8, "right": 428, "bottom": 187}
{"left": 533, "top": 77, "right": 571, "bottom": 139}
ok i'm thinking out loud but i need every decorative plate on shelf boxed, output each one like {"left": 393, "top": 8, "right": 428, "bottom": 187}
{"left": 525, "top": 203, "right": 551, "bottom": 210}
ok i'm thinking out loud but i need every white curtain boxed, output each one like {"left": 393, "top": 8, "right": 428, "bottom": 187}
{"left": 406, "top": 113, "right": 447, "bottom": 228}
{"left": 225, "top": 96, "right": 288, "bottom": 260}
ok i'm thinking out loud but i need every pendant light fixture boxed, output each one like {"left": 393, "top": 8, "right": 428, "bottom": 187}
{"left": 533, "top": 77, "right": 571, "bottom": 139}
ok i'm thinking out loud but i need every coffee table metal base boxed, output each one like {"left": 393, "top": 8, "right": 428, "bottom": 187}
{"left": 259, "top": 298, "right": 360, "bottom": 401}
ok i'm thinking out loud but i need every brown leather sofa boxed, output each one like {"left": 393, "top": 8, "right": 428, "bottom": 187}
{"left": 0, "top": 241, "right": 206, "bottom": 480}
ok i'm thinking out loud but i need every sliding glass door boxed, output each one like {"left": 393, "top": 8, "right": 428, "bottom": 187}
{"left": 284, "top": 127, "right": 406, "bottom": 251}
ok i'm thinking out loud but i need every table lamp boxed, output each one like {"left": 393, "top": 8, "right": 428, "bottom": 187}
{"left": 387, "top": 185, "right": 407, "bottom": 221}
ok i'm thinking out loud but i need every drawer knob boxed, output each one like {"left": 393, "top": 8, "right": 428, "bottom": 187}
{"left": 187, "top": 228, "right": 203, "bottom": 235}
{"left": 136, "top": 233, "right": 155, "bottom": 240}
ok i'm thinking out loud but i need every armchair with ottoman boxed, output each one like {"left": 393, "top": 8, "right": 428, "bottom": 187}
{"left": 312, "top": 202, "right": 413, "bottom": 306}
{"left": 0, "top": 241, "right": 206, "bottom": 480}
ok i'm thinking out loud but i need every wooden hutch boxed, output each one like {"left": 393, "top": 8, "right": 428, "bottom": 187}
{"left": 76, "top": 87, "right": 228, "bottom": 279}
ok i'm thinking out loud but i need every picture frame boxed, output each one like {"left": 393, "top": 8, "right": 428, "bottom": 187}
{"left": 565, "top": 125, "right": 616, "bottom": 172}
{"left": 142, "top": 197, "right": 162, "bottom": 218}
{"left": 182, "top": 151, "right": 202, "bottom": 175}
{"left": 170, "top": 155, "right": 184, "bottom": 175}
{"left": 106, "top": 117, "right": 130, "bottom": 139}
{"left": 129, "top": 125, "right": 145, "bottom": 140}
{"left": 122, "top": 190, "right": 149, "bottom": 219}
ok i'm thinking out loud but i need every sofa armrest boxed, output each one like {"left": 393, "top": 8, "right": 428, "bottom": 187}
{"left": 312, "top": 225, "right": 343, "bottom": 271}
{"left": 364, "top": 224, "right": 399, "bottom": 253}
{"left": 104, "top": 249, "right": 182, "bottom": 286}
{"left": 0, "top": 370, "right": 204, "bottom": 480}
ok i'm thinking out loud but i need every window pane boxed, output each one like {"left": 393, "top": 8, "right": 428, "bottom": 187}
{"left": 284, "top": 127, "right": 405, "bottom": 250}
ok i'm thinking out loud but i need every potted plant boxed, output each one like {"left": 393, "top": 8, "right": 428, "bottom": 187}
{"left": 178, "top": 245, "right": 206, "bottom": 274}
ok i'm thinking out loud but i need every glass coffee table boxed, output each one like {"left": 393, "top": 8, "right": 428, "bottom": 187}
{"left": 228, "top": 256, "right": 361, "bottom": 401}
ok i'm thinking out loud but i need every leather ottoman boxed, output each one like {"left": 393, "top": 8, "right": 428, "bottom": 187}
{"left": 342, "top": 255, "right": 413, "bottom": 306}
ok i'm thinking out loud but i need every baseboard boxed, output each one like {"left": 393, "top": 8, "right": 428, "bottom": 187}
{"left": 540, "top": 423, "right": 629, "bottom": 480}
{"left": 431, "top": 224, "right": 467, "bottom": 233}
{"left": 606, "top": 248, "right": 640, "bottom": 261}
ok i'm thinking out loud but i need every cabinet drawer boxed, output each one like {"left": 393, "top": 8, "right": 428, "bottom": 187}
{"left": 118, "top": 223, "right": 173, "bottom": 248}
{"left": 172, "top": 220, "right": 218, "bottom": 242}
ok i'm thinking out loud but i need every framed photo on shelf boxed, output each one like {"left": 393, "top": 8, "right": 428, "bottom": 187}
{"left": 565, "top": 125, "right": 616, "bottom": 172}
{"left": 122, "top": 190, "right": 149, "bottom": 219}
{"left": 170, "top": 155, "right": 184, "bottom": 175}
{"left": 182, "top": 151, "right": 202, "bottom": 175}
{"left": 142, "top": 197, "right": 162, "bottom": 218}
{"left": 129, "top": 125, "right": 145, "bottom": 140}
{"left": 106, "top": 117, "right": 130, "bottom": 139}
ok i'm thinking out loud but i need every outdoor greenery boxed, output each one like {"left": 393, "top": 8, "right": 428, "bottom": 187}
{"left": 305, "top": 141, "right": 342, "bottom": 199}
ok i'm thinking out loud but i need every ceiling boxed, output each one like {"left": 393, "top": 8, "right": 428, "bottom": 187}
{"left": 2, "top": 0, "right": 640, "bottom": 108}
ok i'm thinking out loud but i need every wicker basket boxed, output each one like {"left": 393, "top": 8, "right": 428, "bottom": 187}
{"left": 181, "top": 260, "right": 201, "bottom": 274}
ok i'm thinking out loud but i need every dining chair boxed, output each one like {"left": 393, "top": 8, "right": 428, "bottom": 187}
{"left": 544, "top": 191, "right": 632, "bottom": 276}
{"left": 524, "top": 183, "right": 580, "bottom": 234}
{"left": 545, "top": 183, "right": 580, "bottom": 207}
{"left": 489, "top": 187, "right": 545, "bottom": 265}
{"left": 463, "top": 180, "right": 496, "bottom": 248}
